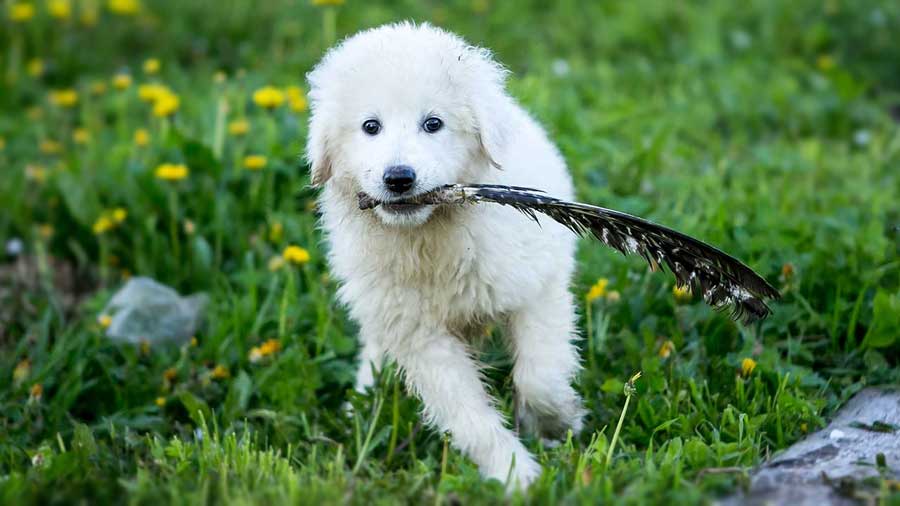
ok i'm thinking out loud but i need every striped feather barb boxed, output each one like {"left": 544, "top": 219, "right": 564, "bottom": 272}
{"left": 358, "top": 184, "right": 780, "bottom": 322}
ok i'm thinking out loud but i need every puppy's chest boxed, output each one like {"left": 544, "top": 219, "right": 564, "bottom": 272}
{"left": 373, "top": 229, "right": 505, "bottom": 318}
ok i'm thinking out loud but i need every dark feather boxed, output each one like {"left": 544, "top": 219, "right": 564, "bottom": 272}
{"left": 358, "top": 184, "right": 780, "bottom": 322}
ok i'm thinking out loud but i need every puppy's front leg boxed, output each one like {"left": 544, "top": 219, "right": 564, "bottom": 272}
{"left": 388, "top": 330, "right": 541, "bottom": 490}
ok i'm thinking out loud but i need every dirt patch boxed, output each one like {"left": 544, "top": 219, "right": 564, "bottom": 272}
{"left": 0, "top": 254, "right": 96, "bottom": 344}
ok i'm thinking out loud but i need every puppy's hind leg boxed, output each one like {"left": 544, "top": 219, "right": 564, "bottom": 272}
{"left": 509, "top": 282, "right": 586, "bottom": 440}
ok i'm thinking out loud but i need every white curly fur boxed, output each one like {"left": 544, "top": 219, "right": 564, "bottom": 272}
{"left": 307, "top": 22, "right": 584, "bottom": 491}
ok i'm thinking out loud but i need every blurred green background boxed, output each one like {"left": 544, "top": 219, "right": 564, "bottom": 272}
{"left": 1, "top": 0, "right": 898, "bottom": 504}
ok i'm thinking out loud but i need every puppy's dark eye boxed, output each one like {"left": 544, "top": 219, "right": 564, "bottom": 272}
{"left": 423, "top": 117, "right": 443, "bottom": 133}
{"left": 362, "top": 119, "right": 381, "bottom": 135}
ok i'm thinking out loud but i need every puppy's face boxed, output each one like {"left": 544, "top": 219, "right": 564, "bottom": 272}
{"left": 333, "top": 84, "right": 482, "bottom": 226}
{"left": 307, "top": 24, "right": 507, "bottom": 227}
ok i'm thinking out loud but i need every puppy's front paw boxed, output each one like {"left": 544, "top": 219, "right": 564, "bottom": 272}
{"left": 504, "top": 453, "right": 542, "bottom": 493}
{"left": 483, "top": 448, "right": 541, "bottom": 494}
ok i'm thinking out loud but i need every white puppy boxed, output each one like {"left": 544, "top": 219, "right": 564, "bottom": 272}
{"left": 307, "top": 22, "right": 584, "bottom": 489}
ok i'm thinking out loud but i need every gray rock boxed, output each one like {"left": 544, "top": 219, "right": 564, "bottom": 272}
{"left": 720, "top": 387, "right": 900, "bottom": 506}
{"left": 102, "top": 277, "right": 207, "bottom": 345}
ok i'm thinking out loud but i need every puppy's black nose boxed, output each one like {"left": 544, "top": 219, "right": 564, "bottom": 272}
{"left": 383, "top": 165, "right": 416, "bottom": 194}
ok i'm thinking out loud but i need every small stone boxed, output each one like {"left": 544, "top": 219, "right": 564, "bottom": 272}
{"left": 101, "top": 277, "right": 207, "bottom": 345}
{"left": 5, "top": 238, "right": 24, "bottom": 257}
{"left": 828, "top": 429, "right": 847, "bottom": 440}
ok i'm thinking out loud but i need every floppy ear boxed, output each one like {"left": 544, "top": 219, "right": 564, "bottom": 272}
{"left": 465, "top": 47, "right": 512, "bottom": 170}
{"left": 472, "top": 91, "right": 510, "bottom": 169}
{"left": 305, "top": 107, "right": 334, "bottom": 187}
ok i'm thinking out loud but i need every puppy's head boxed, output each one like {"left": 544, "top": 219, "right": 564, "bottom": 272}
{"left": 306, "top": 22, "right": 510, "bottom": 226}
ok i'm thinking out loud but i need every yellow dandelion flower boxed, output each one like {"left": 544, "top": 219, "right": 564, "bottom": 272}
{"left": 39, "top": 139, "right": 62, "bottom": 154}
{"left": 740, "top": 357, "right": 757, "bottom": 377}
{"left": 112, "top": 208, "right": 127, "bottom": 223}
{"left": 73, "top": 128, "right": 90, "bottom": 144}
{"left": 658, "top": 340, "right": 675, "bottom": 359}
{"left": 112, "top": 73, "right": 132, "bottom": 90}
{"left": 25, "top": 165, "right": 48, "bottom": 183}
{"left": 152, "top": 91, "right": 179, "bottom": 117}
{"left": 816, "top": 54, "right": 835, "bottom": 72}
{"left": 163, "top": 367, "right": 177, "bottom": 382}
{"left": 90, "top": 81, "right": 108, "bottom": 95}
{"left": 26, "top": 58, "right": 44, "bottom": 78}
{"left": 79, "top": 7, "right": 97, "bottom": 26}
{"left": 8, "top": 2, "right": 36, "bottom": 22}
{"left": 49, "top": 89, "right": 78, "bottom": 107}
{"left": 143, "top": 58, "right": 160, "bottom": 75}
{"left": 210, "top": 364, "right": 230, "bottom": 380}
{"left": 267, "top": 256, "right": 285, "bottom": 272}
{"left": 243, "top": 154, "right": 267, "bottom": 170}
{"left": 48, "top": 0, "right": 71, "bottom": 19}
{"left": 260, "top": 339, "right": 282, "bottom": 355}
{"left": 107, "top": 0, "right": 139, "bottom": 15}
{"left": 154, "top": 163, "right": 188, "bottom": 181}
{"left": 257, "top": 339, "right": 281, "bottom": 357}
{"left": 98, "top": 314, "right": 112, "bottom": 328}
{"left": 586, "top": 278, "right": 608, "bottom": 303}
{"left": 672, "top": 284, "right": 692, "bottom": 302}
{"left": 13, "top": 359, "right": 31, "bottom": 385}
{"left": 268, "top": 222, "right": 283, "bottom": 242}
{"left": 138, "top": 83, "right": 169, "bottom": 102}
{"left": 252, "top": 86, "right": 285, "bottom": 109}
{"left": 289, "top": 95, "right": 308, "bottom": 113}
{"left": 282, "top": 245, "right": 310, "bottom": 265}
{"left": 133, "top": 128, "right": 150, "bottom": 146}
{"left": 228, "top": 119, "right": 249, "bottom": 136}
{"left": 92, "top": 215, "right": 114, "bottom": 235}
{"left": 249, "top": 338, "right": 282, "bottom": 363}
{"left": 38, "top": 224, "right": 54, "bottom": 239}
{"left": 155, "top": 396, "right": 166, "bottom": 407}
{"left": 800, "top": 422, "right": 808, "bottom": 433}
{"left": 29, "top": 383, "right": 43, "bottom": 402}
{"left": 285, "top": 85, "right": 304, "bottom": 99}
{"left": 285, "top": 86, "right": 308, "bottom": 113}
{"left": 781, "top": 263, "right": 794, "bottom": 279}
{"left": 311, "top": 0, "right": 344, "bottom": 5}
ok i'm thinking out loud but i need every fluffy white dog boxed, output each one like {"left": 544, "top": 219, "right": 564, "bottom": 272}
{"left": 307, "top": 22, "right": 584, "bottom": 490}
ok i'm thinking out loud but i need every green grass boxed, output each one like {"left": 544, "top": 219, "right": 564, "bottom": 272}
{"left": 1, "top": 0, "right": 899, "bottom": 504}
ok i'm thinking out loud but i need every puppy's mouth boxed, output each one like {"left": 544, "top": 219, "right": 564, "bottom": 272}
{"left": 357, "top": 189, "right": 443, "bottom": 214}
{"left": 379, "top": 201, "right": 427, "bottom": 215}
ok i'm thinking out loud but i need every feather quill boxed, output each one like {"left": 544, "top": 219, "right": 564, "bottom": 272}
{"left": 358, "top": 184, "right": 780, "bottom": 322}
